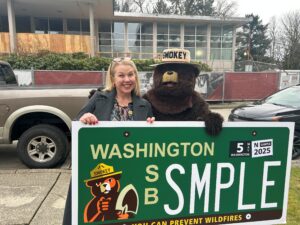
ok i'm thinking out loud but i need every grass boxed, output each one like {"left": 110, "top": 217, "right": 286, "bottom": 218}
{"left": 285, "top": 166, "right": 300, "bottom": 225}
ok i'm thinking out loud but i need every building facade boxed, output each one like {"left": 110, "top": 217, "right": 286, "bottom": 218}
{"left": 0, "top": 0, "right": 249, "bottom": 71}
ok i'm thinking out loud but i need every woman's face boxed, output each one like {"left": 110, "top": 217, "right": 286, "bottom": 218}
{"left": 113, "top": 64, "right": 137, "bottom": 96}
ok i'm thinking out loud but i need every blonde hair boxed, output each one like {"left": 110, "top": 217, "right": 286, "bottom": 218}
{"left": 104, "top": 59, "right": 141, "bottom": 96}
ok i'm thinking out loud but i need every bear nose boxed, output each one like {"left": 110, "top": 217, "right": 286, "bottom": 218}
{"left": 166, "top": 71, "right": 173, "bottom": 75}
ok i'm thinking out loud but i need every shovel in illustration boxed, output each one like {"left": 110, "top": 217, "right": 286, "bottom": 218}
{"left": 115, "top": 184, "right": 139, "bottom": 217}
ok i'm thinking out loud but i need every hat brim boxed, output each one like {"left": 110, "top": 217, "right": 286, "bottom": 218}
{"left": 151, "top": 62, "right": 201, "bottom": 71}
{"left": 84, "top": 171, "right": 122, "bottom": 183}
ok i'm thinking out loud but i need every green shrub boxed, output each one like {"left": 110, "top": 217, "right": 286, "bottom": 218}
{"left": 0, "top": 52, "right": 212, "bottom": 72}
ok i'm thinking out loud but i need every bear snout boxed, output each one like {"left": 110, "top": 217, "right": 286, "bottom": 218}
{"left": 100, "top": 182, "right": 111, "bottom": 193}
{"left": 162, "top": 71, "right": 178, "bottom": 83}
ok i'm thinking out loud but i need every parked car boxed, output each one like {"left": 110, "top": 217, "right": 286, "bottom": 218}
{"left": 228, "top": 84, "right": 300, "bottom": 159}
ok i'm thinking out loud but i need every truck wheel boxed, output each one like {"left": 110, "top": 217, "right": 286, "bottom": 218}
{"left": 17, "top": 124, "right": 68, "bottom": 168}
{"left": 292, "top": 132, "right": 300, "bottom": 160}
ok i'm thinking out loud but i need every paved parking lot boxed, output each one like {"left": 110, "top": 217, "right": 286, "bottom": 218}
{"left": 0, "top": 143, "right": 71, "bottom": 225}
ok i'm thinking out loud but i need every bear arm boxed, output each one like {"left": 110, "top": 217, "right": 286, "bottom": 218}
{"left": 204, "top": 112, "right": 224, "bottom": 136}
{"left": 191, "top": 93, "right": 224, "bottom": 136}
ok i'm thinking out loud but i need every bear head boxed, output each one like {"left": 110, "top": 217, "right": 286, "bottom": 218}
{"left": 86, "top": 174, "right": 121, "bottom": 198}
{"left": 152, "top": 63, "right": 200, "bottom": 98}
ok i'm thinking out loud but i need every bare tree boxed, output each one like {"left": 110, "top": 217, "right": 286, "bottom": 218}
{"left": 132, "top": 0, "right": 145, "bottom": 13}
{"left": 116, "top": 0, "right": 218, "bottom": 16}
{"left": 115, "top": 0, "right": 135, "bottom": 12}
{"left": 280, "top": 10, "right": 300, "bottom": 69}
{"left": 281, "top": 11, "right": 300, "bottom": 46}
{"left": 131, "top": 0, "right": 156, "bottom": 13}
{"left": 267, "top": 16, "right": 285, "bottom": 63}
{"left": 268, "top": 17, "right": 277, "bottom": 59}
{"left": 214, "top": 0, "right": 238, "bottom": 18}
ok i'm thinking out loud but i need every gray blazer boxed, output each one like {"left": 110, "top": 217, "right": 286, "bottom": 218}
{"left": 76, "top": 89, "right": 153, "bottom": 121}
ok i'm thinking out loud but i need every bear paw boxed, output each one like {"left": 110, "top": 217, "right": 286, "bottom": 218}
{"left": 204, "top": 112, "right": 224, "bottom": 136}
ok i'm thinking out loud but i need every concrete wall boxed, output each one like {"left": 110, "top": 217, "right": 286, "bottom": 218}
{"left": 14, "top": 69, "right": 32, "bottom": 86}
{"left": 13, "top": 70, "right": 299, "bottom": 101}
{"left": 34, "top": 70, "right": 104, "bottom": 86}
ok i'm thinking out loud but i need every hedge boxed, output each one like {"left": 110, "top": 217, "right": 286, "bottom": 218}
{"left": 0, "top": 52, "right": 212, "bottom": 72}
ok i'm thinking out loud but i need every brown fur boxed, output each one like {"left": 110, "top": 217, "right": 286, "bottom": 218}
{"left": 84, "top": 175, "right": 121, "bottom": 223}
{"left": 144, "top": 63, "right": 223, "bottom": 136}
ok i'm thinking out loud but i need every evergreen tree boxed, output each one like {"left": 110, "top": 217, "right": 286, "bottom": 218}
{"left": 113, "top": 0, "right": 120, "bottom": 11}
{"left": 114, "top": 0, "right": 132, "bottom": 12}
{"left": 169, "top": 0, "right": 184, "bottom": 15}
{"left": 117, "top": 0, "right": 217, "bottom": 16}
{"left": 153, "top": 0, "right": 171, "bottom": 14}
{"left": 196, "top": 0, "right": 215, "bottom": 16}
{"left": 236, "top": 14, "right": 271, "bottom": 63}
{"left": 121, "top": 2, "right": 131, "bottom": 12}
{"left": 169, "top": 0, "right": 215, "bottom": 16}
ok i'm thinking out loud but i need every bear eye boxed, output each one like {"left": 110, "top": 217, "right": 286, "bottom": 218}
{"left": 108, "top": 178, "right": 112, "bottom": 182}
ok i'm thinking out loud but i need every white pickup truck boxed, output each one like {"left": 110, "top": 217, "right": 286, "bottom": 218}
{"left": 0, "top": 60, "right": 96, "bottom": 168}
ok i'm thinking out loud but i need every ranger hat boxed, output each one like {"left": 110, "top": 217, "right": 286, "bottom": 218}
{"left": 85, "top": 163, "right": 122, "bottom": 182}
{"left": 152, "top": 48, "right": 201, "bottom": 73}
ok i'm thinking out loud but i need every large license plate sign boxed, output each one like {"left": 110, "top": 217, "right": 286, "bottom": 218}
{"left": 72, "top": 121, "right": 293, "bottom": 225}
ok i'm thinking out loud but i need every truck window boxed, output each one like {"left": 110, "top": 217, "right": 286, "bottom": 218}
{"left": 0, "top": 64, "right": 18, "bottom": 85}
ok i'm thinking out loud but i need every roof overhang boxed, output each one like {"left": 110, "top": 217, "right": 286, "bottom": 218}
{"left": 114, "top": 12, "right": 250, "bottom": 26}
{"left": 0, "top": 0, "right": 249, "bottom": 27}
{"left": 0, "top": 0, "right": 114, "bottom": 19}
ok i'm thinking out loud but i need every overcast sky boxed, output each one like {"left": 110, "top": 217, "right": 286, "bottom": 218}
{"left": 236, "top": 0, "right": 300, "bottom": 24}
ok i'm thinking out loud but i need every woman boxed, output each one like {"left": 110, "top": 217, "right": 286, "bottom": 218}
{"left": 63, "top": 58, "right": 153, "bottom": 224}
{"left": 78, "top": 57, "right": 153, "bottom": 124}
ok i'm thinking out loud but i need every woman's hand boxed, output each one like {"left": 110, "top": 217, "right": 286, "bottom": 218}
{"left": 79, "top": 113, "right": 99, "bottom": 125}
{"left": 147, "top": 117, "right": 155, "bottom": 124}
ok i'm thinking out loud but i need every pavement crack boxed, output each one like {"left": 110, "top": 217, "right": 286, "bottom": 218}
{"left": 28, "top": 172, "right": 62, "bottom": 225}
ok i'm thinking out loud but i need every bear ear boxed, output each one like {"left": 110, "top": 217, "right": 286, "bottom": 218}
{"left": 86, "top": 180, "right": 97, "bottom": 187}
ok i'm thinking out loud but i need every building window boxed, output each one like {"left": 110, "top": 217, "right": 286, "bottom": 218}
{"left": 16, "top": 16, "right": 31, "bottom": 33}
{"left": 128, "top": 22, "right": 141, "bottom": 58}
{"left": 99, "top": 22, "right": 112, "bottom": 57}
{"left": 81, "top": 20, "right": 90, "bottom": 34}
{"left": 184, "top": 24, "right": 207, "bottom": 60}
{"left": 157, "top": 23, "right": 169, "bottom": 54}
{"left": 99, "top": 21, "right": 153, "bottom": 58}
{"left": 34, "top": 17, "right": 48, "bottom": 34}
{"left": 99, "top": 22, "right": 125, "bottom": 57}
{"left": 128, "top": 22, "right": 153, "bottom": 59}
{"left": 210, "top": 25, "right": 233, "bottom": 60}
{"left": 222, "top": 25, "right": 233, "bottom": 59}
{"left": 140, "top": 22, "right": 153, "bottom": 58}
{"left": 195, "top": 25, "right": 207, "bottom": 60}
{"left": 67, "top": 19, "right": 80, "bottom": 34}
{"left": 49, "top": 18, "right": 63, "bottom": 34}
{"left": 184, "top": 24, "right": 196, "bottom": 59}
{"left": 169, "top": 24, "right": 180, "bottom": 48}
{"left": 112, "top": 22, "right": 125, "bottom": 57}
{"left": 0, "top": 16, "right": 8, "bottom": 32}
{"left": 157, "top": 23, "right": 181, "bottom": 54}
{"left": 67, "top": 19, "right": 89, "bottom": 35}
{"left": 34, "top": 17, "right": 64, "bottom": 34}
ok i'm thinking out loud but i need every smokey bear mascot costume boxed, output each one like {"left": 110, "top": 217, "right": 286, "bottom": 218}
{"left": 144, "top": 48, "right": 223, "bottom": 136}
